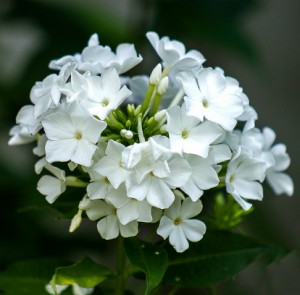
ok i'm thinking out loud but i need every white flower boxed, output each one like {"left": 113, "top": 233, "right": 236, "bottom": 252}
{"left": 180, "top": 152, "right": 221, "bottom": 201}
{"left": 81, "top": 68, "right": 132, "bottom": 119}
{"left": 50, "top": 33, "right": 142, "bottom": 75}
{"left": 42, "top": 102, "right": 107, "bottom": 167}
{"left": 179, "top": 68, "right": 244, "bottom": 130}
{"left": 30, "top": 64, "right": 73, "bottom": 118}
{"left": 37, "top": 174, "right": 66, "bottom": 204}
{"left": 106, "top": 184, "right": 153, "bottom": 224}
{"left": 166, "top": 102, "right": 223, "bottom": 157}
{"left": 157, "top": 197, "right": 206, "bottom": 252}
{"left": 8, "top": 125, "right": 35, "bottom": 145}
{"left": 146, "top": 31, "right": 205, "bottom": 73}
{"left": 45, "top": 283, "right": 94, "bottom": 295}
{"left": 85, "top": 199, "right": 138, "bottom": 240}
{"left": 261, "top": 127, "right": 293, "bottom": 196}
{"left": 123, "top": 137, "right": 191, "bottom": 209}
{"left": 93, "top": 140, "right": 131, "bottom": 189}
{"left": 226, "top": 149, "right": 266, "bottom": 210}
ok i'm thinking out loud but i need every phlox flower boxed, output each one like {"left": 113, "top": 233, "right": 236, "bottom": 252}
{"left": 179, "top": 68, "right": 244, "bottom": 131}
{"left": 166, "top": 102, "right": 223, "bottom": 157}
{"left": 93, "top": 140, "right": 131, "bottom": 189}
{"left": 157, "top": 197, "right": 206, "bottom": 253}
{"left": 260, "top": 127, "right": 293, "bottom": 196}
{"left": 226, "top": 149, "right": 266, "bottom": 210}
{"left": 85, "top": 199, "right": 138, "bottom": 240}
{"left": 146, "top": 31, "right": 205, "bottom": 73}
{"left": 123, "top": 137, "right": 192, "bottom": 209}
{"left": 42, "top": 101, "right": 107, "bottom": 167}
{"left": 50, "top": 33, "right": 142, "bottom": 75}
{"left": 106, "top": 184, "right": 153, "bottom": 224}
{"left": 81, "top": 68, "right": 132, "bottom": 120}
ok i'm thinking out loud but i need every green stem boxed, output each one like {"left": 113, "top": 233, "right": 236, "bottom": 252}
{"left": 115, "top": 236, "right": 126, "bottom": 295}
{"left": 150, "top": 92, "right": 163, "bottom": 116}
{"left": 65, "top": 176, "right": 87, "bottom": 188}
{"left": 141, "top": 84, "right": 156, "bottom": 114}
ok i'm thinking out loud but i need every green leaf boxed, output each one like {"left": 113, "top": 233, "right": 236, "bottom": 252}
{"left": 51, "top": 256, "right": 114, "bottom": 290}
{"left": 124, "top": 239, "right": 168, "bottom": 295}
{"left": 0, "top": 258, "right": 63, "bottom": 295}
{"left": 163, "top": 230, "right": 289, "bottom": 288}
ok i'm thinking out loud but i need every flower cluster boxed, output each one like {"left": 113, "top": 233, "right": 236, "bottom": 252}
{"left": 9, "top": 32, "right": 293, "bottom": 253}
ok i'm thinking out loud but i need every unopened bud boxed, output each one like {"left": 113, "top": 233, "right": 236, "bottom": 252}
{"left": 121, "top": 129, "right": 133, "bottom": 139}
{"left": 154, "top": 109, "right": 166, "bottom": 122}
{"left": 69, "top": 210, "right": 83, "bottom": 233}
{"left": 157, "top": 77, "right": 169, "bottom": 95}
{"left": 150, "top": 64, "right": 162, "bottom": 85}
{"left": 160, "top": 124, "right": 167, "bottom": 134}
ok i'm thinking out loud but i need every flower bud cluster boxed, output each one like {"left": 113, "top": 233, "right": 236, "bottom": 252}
{"left": 9, "top": 32, "right": 293, "bottom": 253}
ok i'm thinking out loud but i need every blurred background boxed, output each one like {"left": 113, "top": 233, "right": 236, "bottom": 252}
{"left": 0, "top": 0, "right": 300, "bottom": 294}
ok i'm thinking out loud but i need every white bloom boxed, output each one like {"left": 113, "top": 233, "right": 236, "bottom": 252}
{"left": 85, "top": 199, "right": 138, "bottom": 239}
{"left": 180, "top": 152, "right": 221, "bottom": 201}
{"left": 157, "top": 197, "right": 206, "bottom": 252}
{"left": 226, "top": 149, "right": 266, "bottom": 210}
{"left": 30, "top": 64, "right": 73, "bottom": 118}
{"left": 166, "top": 103, "right": 223, "bottom": 157}
{"left": 8, "top": 125, "right": 35, "bottom": 145}
{"left": 42, "top": 102, "right": 107, "bottom": 167}
{"left": 81, "top": 68, "right": 132, "bottom": 119}
{"left": 261, "top": 127, "right": 293, "bottom": 196}
{"left": 123, "top": 137, "right": 191, "bottom": 209}
{"left": 60, "top": 70, "right": 90, "bottom": 103}
{"left": 37, "top": 173, "right": 66, "bottom": 204}
{"left": 50, "top": 33, "right": 142, "bottom": 75}
{"left": 45, "top": 283, "right": 93, "bottom": 295}
{"left": 179, "top": 68, "right": 244, "bottom": 130}
{"left": 93, "top": 140, "right": 131, "bottom": 189}
{"left": 146, "top": 31, "right": 205, "bottom": 73}
{"left": 106, "top": 184, "right": 153, "bottom": 224}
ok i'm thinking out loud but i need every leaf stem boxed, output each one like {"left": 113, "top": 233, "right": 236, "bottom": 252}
{"left": 115, "top": 236, "right": 126, "bottom": 295}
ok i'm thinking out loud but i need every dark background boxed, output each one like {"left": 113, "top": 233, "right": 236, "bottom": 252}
{"left": 0, "top": 0, "right": 300, "bottom": 294}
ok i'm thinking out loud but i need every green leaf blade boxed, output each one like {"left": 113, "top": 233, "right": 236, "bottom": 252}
{"left": 163, "top": 230, "right": 288, "bottom": 288}
{"left": 51, "top": 256, "right": 114, "bottom": 289}
{"left": 0, "top": 259, "right": 64, "bottom": 295}
{"left": 124, "top": 239, "right": 168, "bottom": 295}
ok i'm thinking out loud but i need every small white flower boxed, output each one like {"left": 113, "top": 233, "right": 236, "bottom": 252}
{"left": 31, "top": 64, "right": 73, "bottom": 118}
{"left": 146, "top": 31, "right": 205, "bottom": 73}
{"left": 179, "top": 68, "right": 244, "bottom": 131}
{"left": 106, "top": 184, "right": 153, "bottom": 224}
{"left": 181, "top": 152, "right": 220, "bottom": 201}
{"left": 81, "top": 68, "right": 132, "bottom": 119}
{"left": 85, "top": 199, "right": 138, "bottom": 240}
{"left": 261, "top": 127, "right": 293, "bottom": 196}
{"left": 123, "top": 137, "right": 191, "bottom": 209}
{"left": 50, "top": 33, "right": 142, "bottom": 75}
{"left": 42, "top": 102, "right": 107, "bottom": 167}
{"left": 37, "top": 173, "right": 66, "bottom": 204}
{"left": 157, "top": 197, "right": 206, "bottom": 252}
{"left": 226, "top": 149, "right": 266, "bottom": 210}
{"left": 166, "top": 103, "right": 223, "bottom": 157}
{"left": 93, "top": 140, "right": 131, "bottom": 189}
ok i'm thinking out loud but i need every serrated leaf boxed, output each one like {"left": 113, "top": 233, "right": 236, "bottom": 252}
{"left": 124, "top": 239, "right": 168, "bottom": 295}
{"left": 0, "top": 258, "right": 64, "bottom": 295}
{"left": 51, "top": 256, "right": 114, "bottom": 290}
{"left": 163, "top": 230, "right": 288, "bottom": 288}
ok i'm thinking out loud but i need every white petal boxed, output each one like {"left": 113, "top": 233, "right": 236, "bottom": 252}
{"left": 120, "top": 220, "right": 139, "bottom": 237}
{"left": 181, "top": 219, "right": 206, "bottom": 242}
{"left": 180, "top": 198, "right": 203, "bottom": 219}
{"left": 169, "top": 226, "right": 189, "bottom": 253}
{"left": 45, "top": 139, "right": 77, "bottom": 163}
{"left": 267, "top": 172, "right": 294, "bottom": 196}
{"left": 157, "top": 216, "right": 175, "bottom": 239}
{"left": 97, "top": 215, "right": 119, "bottom": 240}
{"left": 146, "top": 178, "right": 175, "bottom": 209}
